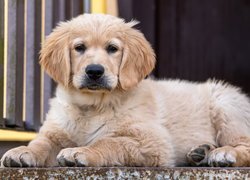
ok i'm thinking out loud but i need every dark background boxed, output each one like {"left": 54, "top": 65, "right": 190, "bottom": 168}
{"left": 119, "top": 0, "right": 250, "bottom": 94}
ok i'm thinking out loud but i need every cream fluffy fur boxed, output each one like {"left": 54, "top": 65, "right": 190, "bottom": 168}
{"left": 1, "top": 14, "right": 250, "bottom": 167}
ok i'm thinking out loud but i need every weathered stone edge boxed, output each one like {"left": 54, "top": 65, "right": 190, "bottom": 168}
{"left": 0, "top": 167, "right": 249, "bottom": 179}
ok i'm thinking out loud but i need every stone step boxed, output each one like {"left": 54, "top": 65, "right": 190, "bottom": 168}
{"left": 0, "top": 167, "right": 249, "bottom": 179}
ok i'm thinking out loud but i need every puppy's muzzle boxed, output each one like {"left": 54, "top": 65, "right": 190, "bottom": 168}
{"left": 85, "top": 64, "right": 104, "bottom": 80}
{"left": 82, "top": 64, "right": 110, "bottom": 91}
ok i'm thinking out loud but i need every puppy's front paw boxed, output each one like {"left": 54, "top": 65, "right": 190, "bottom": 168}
{"left": 187, "top": 143, "right": 217, "bottom": 166}
{"left": 1, "top": 146, "right": 40, "bottom": 167}
{"left": 208, "top": 146, "right": 237, "bottom": 167}
{"left": 57, "top": 148, "right": 89, "bottom": 167}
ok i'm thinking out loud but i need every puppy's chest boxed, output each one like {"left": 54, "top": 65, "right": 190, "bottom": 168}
{"left": 63, "top": 106, "right": 115, "bottom": 146}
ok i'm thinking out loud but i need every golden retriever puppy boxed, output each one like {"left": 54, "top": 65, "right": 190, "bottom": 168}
{"left": 1, "top": 14, "right": 250, "bottom": 167}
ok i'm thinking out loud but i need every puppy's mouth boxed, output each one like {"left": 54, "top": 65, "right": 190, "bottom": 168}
{"left": 87, "top": 84, "right": 102, "bottom": 90}
{"left": 85, "top": 83, "right": 109, "bottom": 91}
{"left": 79, "top": 77, "right": 112, "bottom": 91}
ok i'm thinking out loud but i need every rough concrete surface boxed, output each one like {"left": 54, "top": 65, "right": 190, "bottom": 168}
{"left": 0, "top": 167, "right": 249, "bottom": 180}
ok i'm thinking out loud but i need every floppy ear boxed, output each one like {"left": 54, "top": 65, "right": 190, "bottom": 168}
{"left": 119, "top": 24, "right": 156, "bottom": 90}
{"left": 39, "top": 22, "right": 71, "bottom": 87}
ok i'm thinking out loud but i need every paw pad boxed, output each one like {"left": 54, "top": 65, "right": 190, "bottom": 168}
{"left": 187, "top": 143, "right": 217, "bottom": 166}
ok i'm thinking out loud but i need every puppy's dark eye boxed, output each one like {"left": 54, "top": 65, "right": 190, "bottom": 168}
{"left": 106, "top": 44, "right": 118, "bottom": 54}
{"left": 75, "top": 44, "right": 86, "bottom": 53}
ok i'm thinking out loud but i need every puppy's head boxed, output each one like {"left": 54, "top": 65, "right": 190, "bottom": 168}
{"left": 40, "top": 14, "right": 155, "bottom": 92}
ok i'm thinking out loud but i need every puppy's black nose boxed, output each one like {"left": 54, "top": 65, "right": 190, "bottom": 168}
{"left": 85, "top": 64, "right": 105, "bottom": 80}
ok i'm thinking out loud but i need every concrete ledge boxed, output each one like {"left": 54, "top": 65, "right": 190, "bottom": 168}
{"left": 0, "top": 167, "right": 250, "bottom": 179}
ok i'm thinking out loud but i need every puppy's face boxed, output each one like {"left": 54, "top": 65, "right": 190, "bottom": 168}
{"left": 70, "top": 33, "right": 123, "bottom": 92}
{"left": 40, "top": 14, "right": 155, "bottom": 92}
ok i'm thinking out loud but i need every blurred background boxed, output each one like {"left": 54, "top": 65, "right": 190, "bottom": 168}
{"left": 0, "top": 0, "right": 250, "bottom": 156}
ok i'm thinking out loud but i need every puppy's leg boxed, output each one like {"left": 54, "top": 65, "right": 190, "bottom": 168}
{"left": 186, "top": 139, "right": 250, "bottom": 167}
{"left": 1, "top": 125, "right": 75, "bottom": 167}
{"left": 208, "top": 82, "right": 250, "bottom": 167}
{"left": 208, "top": 137, "right": 250, "bottom": 167}
{"left": 57, "top": 124, "right": 175, "bottom": 167}
{"left": 1, "top": 136, "right": 59, "bottom": 167}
